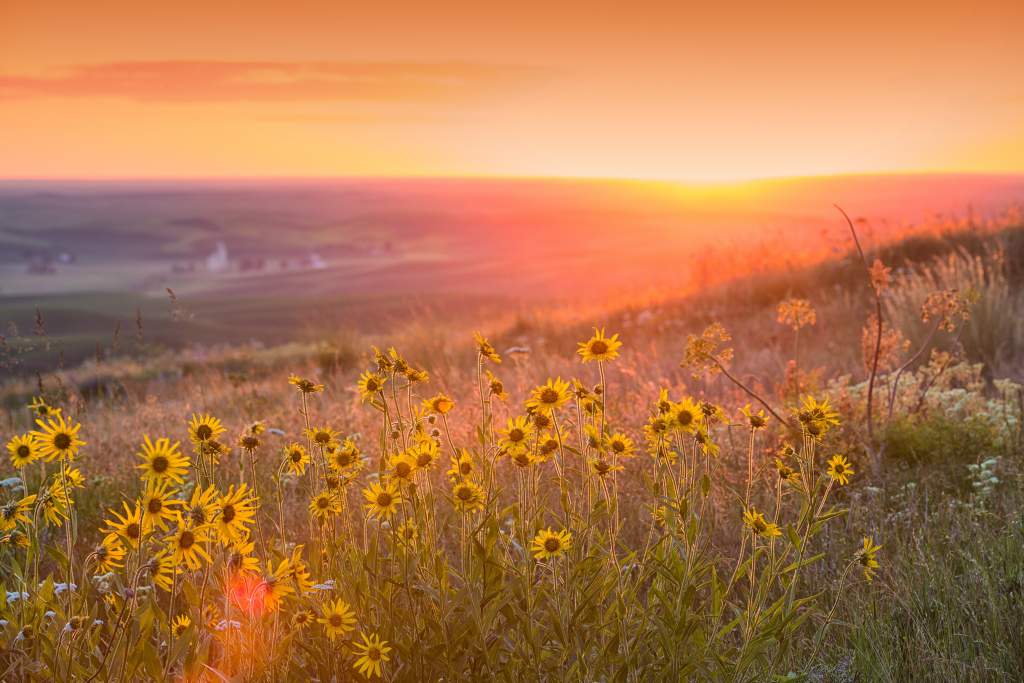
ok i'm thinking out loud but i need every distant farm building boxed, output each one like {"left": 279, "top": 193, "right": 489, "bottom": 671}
{"left": 206, "top": 241, "right": 229, "bottom": 272}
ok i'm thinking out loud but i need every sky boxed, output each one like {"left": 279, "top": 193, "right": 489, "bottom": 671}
{"left": 2, "top": 1, "right": 1023, "bottom": 181}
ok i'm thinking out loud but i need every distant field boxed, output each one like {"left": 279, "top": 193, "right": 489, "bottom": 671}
{"left": 2, "top": 174, "right": 1022, "bottom": 371}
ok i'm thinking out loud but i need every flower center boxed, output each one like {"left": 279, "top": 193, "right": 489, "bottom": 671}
{"left": 147, "top": 498, "right": 162, "bottom": 514}
{"left": 544, "top": 538, "right": 560, "bottom": 552}
{"left": 151, "top": 456, "right": 169, "bottom": 473}
{"left": 196, "top": 425, "right": 213, "bottom": 440}
{"left": 590, "top": 340, "right": 608, "bottom": 355}
{"left": 54, "top": 433, "right": 72, "bottom": 450}
{"left": 541, "top": 388, "right": 559, "bottom": 403}
{"left": 16, "top": 445, "right": 30, "bottom": 458}
{"left": 377, "top": 493, "right": 392, "bottom": 507}
{"left": 221, "top": 504, "right": 236, "bottom": 523}
{"left": 126, "top": 523, "right": 141, "bottom": 539}
{"left": 178, "top": 530, "right": 195, "bottom": 549}
{"left": 329, "top": 614, "right": 343, "bottom": 627}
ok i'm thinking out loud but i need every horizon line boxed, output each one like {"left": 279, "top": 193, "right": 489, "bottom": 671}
{"left": 2, "top": 170, "right": 1024, "bottom": 187}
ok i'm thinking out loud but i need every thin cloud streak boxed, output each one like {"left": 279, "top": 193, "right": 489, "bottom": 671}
{"left": 0, "top": 60, "right": 547, "bottom": 103}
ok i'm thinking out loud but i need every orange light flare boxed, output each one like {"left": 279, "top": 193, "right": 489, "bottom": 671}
{"left": 225, "top": 571, "right": 270, "bottom": 618}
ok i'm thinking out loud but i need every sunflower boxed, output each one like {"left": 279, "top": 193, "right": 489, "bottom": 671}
{"left": 405, "top": 365, "right": 430, "bottom": 383}
{"left": 36, "top": 487, "right": 76, "bottom": 528}
{"left": 670, "top": 399, "right": 701, "bottom": 434}
{"left": 199, "top": 438, "right": 230, "bottom": 465}
{"left": 584, "top": 424, "right": 607, "bottom": 452}
{"left": 388, "top": 453, "right": 417, "bottom": 483}
{"left": 171, "top": 614, "right": 192, "bottom": 637}
{"left": 309, "top": 491, "right": 342, "bottom": 520}
{"left": 531, "top": 528, "right": 572, "bottom": 560}
{"left": 151, "top": 550, "right": 178, "bottom": 592}
{"left": 237, "top": 432, "right": 262, "bottom": 455}
{"left": 396, "top": 520, "right": 419, "bottom": 547}
{"left": 215, "top": 484, "right": 257, "bottom": 546}
{"left": 739, "top": 404, "right": 768, "bottom": 430}
{"left": 318, "top": 598, "right": 356, "bottom": 640}
{"left": 31, "top": 415, "right": 85, "bottom": 462}
{"left": 371, "top": 346, "right": 392, "bottom": 372}
{"left": 104, "top": 501, "right": 145, "bottom": 549}
{"left": 63, "top": 467, "right": 86, "bottom": 489}
{"left": 447, "top": 450, "right": 475, "bottom": 482}
{"left": 283, "top": 443, "right": 310, "bottom": 475}
{"left": 577, "top": 328, "right": 623, "bottom": 363}
{"left": 451, "top": 480, "right": 485, "bottom": 513}
{"left": 227, "top": 536, "right": 260, "bottom": 575}
{"left": 327, "top": 440, "right": 363, "bottom": 473}
{"left": 353, "top": 632, "right": 392, "bottom": 679}
{"left": 363, "top": 481, "right": 401, "bottom": 520}
{"left": 742, "top": 508, "right": 782, "bottom": 538}
{"left": 187, "top": 413, "right": 225, "bottom": 445}
{"left": 826, "top": 455, "right": 854, "bottom": 486}
{"left": 185, "top": 484, "right": 218, "bottom": 526}
{"left": 499, "top": 416, "right": 535, "bottom": 453}
{"left": 474, "top": 331, "right": 502, "bottom": 363}
{"left": 589, "top": 457, "right": 623, "bottom": 479}
{"left": 774, "top": 458, "right": 800, "bottom": 483}
{"left": 523, "top": 377, "right": 571, "bottom": 415}
{"left": 29, "top": 396, "right": 61, "bottom": 418}
{"left": 387, "top": 347, "right": 408, "bottom": 374}
{"left": 0, "top": 494, "right": 37, "bottom": 531}
{"left": 422, "top": 393, "right": 455, "bottom": 416}
{"left": 305, "top": 426, "right": 339, "bottom": 449}
{"left": 797, "top": 395, "right": 841, "bottom": 437}
{"left": 94, "top": 535, "right": 126, "bottom": 573}
{"left": 357, "top": 371, "right": 387, "bottom": 401}
{"left": 508, "top": 446, "right": 538, "bottom": 469}
{"left": 606, "top": 432, "right": 636, "bottom": 459}
{"left": 262, "top": 558, "right": 296, "bottom": 611}
{"left": 6, "top": 434, "right": 39, "bottom": 469}
{"left": 855, "top": 537, "right": 882, "bottom": 581}
{"left": 485, "top": 370, "right": 508, "bottom": 401}
{"left": 141, "top": 479, "right": 181, "bottom": 533}
{"left": 290, "top": 609, "right": 316, "bottom": 629}
{"left": 695, "top": 427, "right": 720, "bottom": 458}
{"left": 288, "top": 545, "right": 315, "bottom": 594}
{"left": 0, "top": 529, "right": 29, "bottom": 548}
{"left": 412, "top": 440, "right": 439, "bottom": 471}
{"left": 136, "top": 436, "right": 190, "bottom": 485}
{"left": 167, "top": 515, "right": 213, "bottom": 571}
{"left": 536, "top": 433, "right": 560, "bottom": 460}
{"left": 288, "top": 374, "right": 325, "bottom": 394}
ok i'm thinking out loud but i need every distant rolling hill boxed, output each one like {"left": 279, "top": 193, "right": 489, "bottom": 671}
{"left": 1, "top": 174, "right": 1022, "bottom": 371}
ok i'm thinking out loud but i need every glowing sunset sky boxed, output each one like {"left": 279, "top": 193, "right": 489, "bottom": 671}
{"left": 2, "top": 2, "right": 1022, "bottom": 180}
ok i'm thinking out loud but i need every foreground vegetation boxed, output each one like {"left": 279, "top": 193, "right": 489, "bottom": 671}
{"left": 1, "top": 217, "right": 1023, "bottom": 681}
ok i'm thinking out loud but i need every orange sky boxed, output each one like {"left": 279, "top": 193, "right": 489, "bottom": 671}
{"left": 2, "top": 1, "right": 1023, "bottom": 180}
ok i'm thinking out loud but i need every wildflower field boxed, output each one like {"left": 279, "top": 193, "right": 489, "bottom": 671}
{"left": 2, "top": 216, "right": 1024, "bottom": 682}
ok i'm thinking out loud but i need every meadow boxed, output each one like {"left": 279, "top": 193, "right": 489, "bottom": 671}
{"left": 1, "top": 188, "right": 1024, "bottom": 681}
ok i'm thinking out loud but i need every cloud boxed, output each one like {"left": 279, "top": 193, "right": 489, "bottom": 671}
{"left": 0, "top": 60, "right": 546, "bottom": 103}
